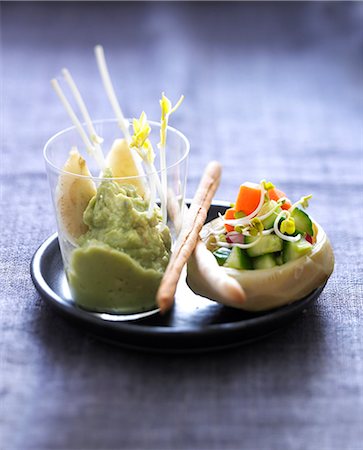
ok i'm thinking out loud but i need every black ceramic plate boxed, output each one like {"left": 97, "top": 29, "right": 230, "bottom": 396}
{"left": 31, "top": 202, "right": 325, "bottom": 352}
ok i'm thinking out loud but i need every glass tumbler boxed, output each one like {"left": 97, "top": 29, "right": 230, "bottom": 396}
{"left": 44, "top": 119, "right": 189, "bottom": 314}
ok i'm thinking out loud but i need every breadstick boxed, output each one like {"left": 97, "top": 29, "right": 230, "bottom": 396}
{"left": 187, "top": 239, "right": 246, "bottom": 307}
{"left": 157, "top": 161, "right": 222, "bottom": 312}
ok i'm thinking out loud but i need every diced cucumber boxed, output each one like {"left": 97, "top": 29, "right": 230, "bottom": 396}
{"left": 245, "top": 234, "right": 283, "bottom": 257}
{"left": 224, "top": 246, "right": 253, "bottom": 270}
{"left": 253, "top": 254, "right": 277, "bottom": 270}
{"left": 275, "top": 253, "right": 284, "bottom": 266}
{"left": 213, "top": 248, "right": 232, "bottom": 266}
{"left": 283, "top": 238, "right": 313, "bottom": 263}
{"left": 291, "top": 208, "right": 313, "bottom": 236}
{"left": 258, "top": 200, "right": 282, "bottom": 229}
{"left": 262, "top": 210, "right": 280, "bottom": 230}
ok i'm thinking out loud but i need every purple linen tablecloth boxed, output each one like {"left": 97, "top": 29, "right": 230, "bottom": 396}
{"left": 1, "top": 2, "right": 362, "bottom": 449}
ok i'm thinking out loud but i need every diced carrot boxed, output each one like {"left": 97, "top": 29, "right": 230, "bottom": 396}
{"left": 224, "top": 208, "right": 236, "bottom": 232}
{"left": 268, "top": 187, "right": 292, "bottom": 210}
{"left": 235, "top": 183, "right": 262, "bottom": 215}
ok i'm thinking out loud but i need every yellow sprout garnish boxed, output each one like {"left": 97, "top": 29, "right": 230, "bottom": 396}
{"left": 159, "top": 93, "right": 184, "bottom": 148}
{"left": 130, "top": 112, "right": 155, "bottom": 164}
{"left": 131, "top": 112, "right": 150, "bottom": 143}
{"left": 262, "top": 180, "right": 275, "bottom": 191}
{"left": 280, "top": 216, "right": 296, "bottom": 235}
{"left": 249, "top": 218, "right": 264, "bottom": 236}
{"left": 158, "top": 92, "right": 184, "bottom": 227}
{"left": 90, "top": 133, "right": 104, "bottom": 145}
{"left": 289, "top": 194, "right": 313, "bottom": 212}
{"left": 300, "top": 194, "right": 312, "bottom": 209}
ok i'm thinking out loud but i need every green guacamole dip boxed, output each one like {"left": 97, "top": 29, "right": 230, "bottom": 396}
{"left": 67, "top": 179, "right": 171, "bottom": 313}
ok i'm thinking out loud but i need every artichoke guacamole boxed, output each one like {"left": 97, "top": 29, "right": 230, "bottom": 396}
{"left": 51, "top": 47, "right": 184, "bottom": 313}
{"left": 67, "top": 178, "right": 171, "bottom": 313}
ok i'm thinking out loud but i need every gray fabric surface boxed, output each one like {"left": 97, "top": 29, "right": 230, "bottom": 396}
{"left": 1, "top": 2, "right": 363, "bottom": 449}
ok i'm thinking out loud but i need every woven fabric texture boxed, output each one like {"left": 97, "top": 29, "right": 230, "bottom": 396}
{"left": 1, "top": 3, "right": 363, "bottom": 449}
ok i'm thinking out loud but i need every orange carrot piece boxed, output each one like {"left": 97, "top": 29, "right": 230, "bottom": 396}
{"left": 268, "top": 187, "right": 292, "bottom": 210}
{"left": 224, "top": 208, "right": 236, "bottom": 232}
{"left": 235, "top": 183, "right": 262, "bottom": 215}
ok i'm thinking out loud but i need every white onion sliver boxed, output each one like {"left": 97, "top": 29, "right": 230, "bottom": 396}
{"left": 277, "top": 197, "right": 290, "bottom": 205}
{"left": 215, "top": 235, "right": 262, "bottom": 250}
{"left": 214, "top": 242, "right": 233, "bottom": 248}
{"left": 228, "top": 233, "right": 245, "bottom": 244}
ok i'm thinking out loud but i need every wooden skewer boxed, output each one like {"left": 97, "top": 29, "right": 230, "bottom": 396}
{"left": 157, "top": 161, "right": 222, "bottom": 312}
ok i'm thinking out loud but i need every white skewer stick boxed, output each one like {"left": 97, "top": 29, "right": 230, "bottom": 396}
{"left": 51, "top": 79, "right": 97, "bottom": 160}
{"left": 61, "top": 68, "right": 105, "bottom": 169}
{"left": 94, "top": 45, "right": 131, "bottom": 142}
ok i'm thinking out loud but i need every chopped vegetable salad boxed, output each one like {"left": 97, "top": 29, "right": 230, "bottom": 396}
{"left": 209, "top": 181, "right": 317, "bottom": 270}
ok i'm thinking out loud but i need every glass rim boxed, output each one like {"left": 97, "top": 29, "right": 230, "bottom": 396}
{"left": 43, "top": 118, "right": 190, "bottom": 181}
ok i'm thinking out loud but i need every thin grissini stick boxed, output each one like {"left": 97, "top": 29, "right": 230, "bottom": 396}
{"left": 61, "top": 68, "right": 105, "bottom": 169}
{"left": 157, "top": 161, "right": 222, "bottom": 312}
{"left": 94, "top": 45, "right": 131, "bottom": 143}
{"left": 187, "top": 240, "right": 246, "bottom": 308}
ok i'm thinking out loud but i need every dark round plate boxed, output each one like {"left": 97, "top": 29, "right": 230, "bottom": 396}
{"left": 30, "top": 202, "right": 325, "bottom": 352}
